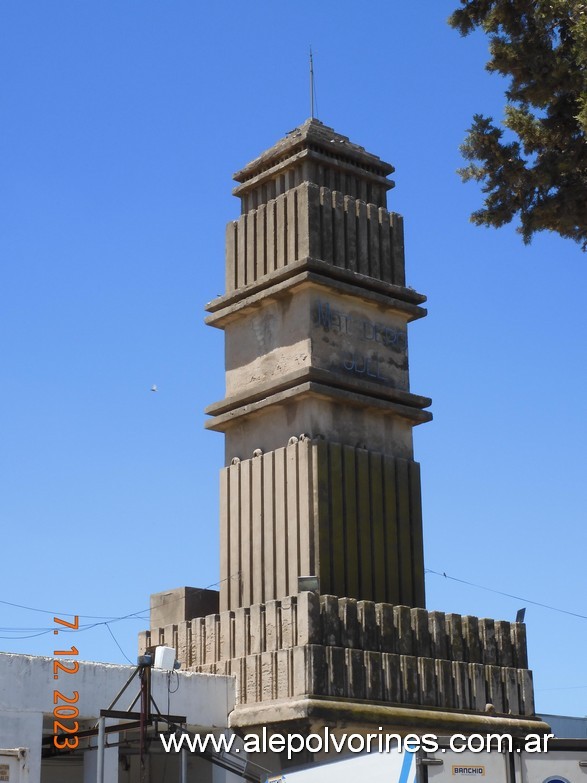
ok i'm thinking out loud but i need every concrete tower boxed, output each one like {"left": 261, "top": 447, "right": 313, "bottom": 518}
{"left": 142, "top": 120, "right": 542, "bottom": 737}
{"left": 206, "top": 118, "right": 431, "bottom": 612}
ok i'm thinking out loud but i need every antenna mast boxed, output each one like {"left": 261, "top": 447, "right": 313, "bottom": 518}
{"left": 309, "top": 46, "right": 315, "bottom": 119}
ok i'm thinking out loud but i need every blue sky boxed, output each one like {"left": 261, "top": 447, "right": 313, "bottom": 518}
{"left": 1, "top": 1, "right": 585, "bottom": 718}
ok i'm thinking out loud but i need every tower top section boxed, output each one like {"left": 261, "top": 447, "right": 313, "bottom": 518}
{"left": 233, "top": 118, "right": 395, "bottom": 213}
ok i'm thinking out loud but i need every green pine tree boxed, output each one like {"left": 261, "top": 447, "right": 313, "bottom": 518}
{"left": 449, "top": 0, "right": 587, "bottom": 249}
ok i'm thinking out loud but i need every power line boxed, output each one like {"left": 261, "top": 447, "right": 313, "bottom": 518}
{"left": 0, "top": 597, "right": 145, "bottom": 620}
{"left": 425, "top": 568, "right": 587, "bottom": 621}
{"left": 0, "top": 628, "right": 55, "bottom": 640}
{"left": 0, "top": 574, "right": 240, "bottom": 640}
{"left": 3, "top": 570, "right": 583, "bottom": 638}
{"left": 105, "top": 623, "right": 133, "bottom": 665}
{"left": 0, "top": 615, "right": 147, "bottom": 640}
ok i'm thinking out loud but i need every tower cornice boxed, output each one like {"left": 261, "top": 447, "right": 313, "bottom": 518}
{"left": 234, "top": 118, "right": 395, "bottom": 186}
{"left": 232, "top": 119, "right": 396, "bottom": 213}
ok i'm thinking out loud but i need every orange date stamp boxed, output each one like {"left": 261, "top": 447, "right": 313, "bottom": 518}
{"left": 52, "top": 615, "right": 80, "bottom": 750}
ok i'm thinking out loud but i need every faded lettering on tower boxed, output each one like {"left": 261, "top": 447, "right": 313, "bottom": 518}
{"left": 312, "top": 299, "right": 407, "bottom": 387}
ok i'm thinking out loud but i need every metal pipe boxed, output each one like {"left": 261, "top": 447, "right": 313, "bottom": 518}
{"left": 181, "top": 747, "right": 188, "bottom": 783}
{"left": 104, "top": 665, "right": 140, "bottom": 711}
{"left": 97, "top": 716, "right": 105, "bottom": 783}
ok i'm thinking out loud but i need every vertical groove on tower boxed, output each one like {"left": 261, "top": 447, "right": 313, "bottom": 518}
{"left": 275, "top": 447, "right": 288, "bottom": 602}
{"left": 252, "top": 454, "right": 263, "bottom": 604}
{"left": 329, "top": 443, "right": 344, "bottom": 597}
{"left": 343, "top": 445, "right": 358, "bottom": 597}
{"left": 370, "top": 451, "right": 385, "bottom": 601}
{"left": 409, "top": 460, "right": 426, "bottom": 607}
{"left": 262, "top": 451, "right": 274, "bottom": 604}
{"left": 286, "top": 442, "right": 299, "bottom": 596}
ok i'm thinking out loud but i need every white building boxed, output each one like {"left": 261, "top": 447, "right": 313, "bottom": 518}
{"left": 0, "top": 652, "right": 247, "bottom": 783}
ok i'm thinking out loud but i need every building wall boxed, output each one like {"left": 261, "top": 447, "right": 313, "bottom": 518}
{"left": 0, "top": 653, "right": 235, "bottom": 783}
{"left": 540, "top": 713, "right": 587, "bottom": 738}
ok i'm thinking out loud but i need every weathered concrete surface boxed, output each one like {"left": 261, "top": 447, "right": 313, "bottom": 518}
{"left": 206, "top": 272, "right": 430, "bottom": 463}
{"left": 142, "top": 592, "right": 536, "bottom": 719}
{"left": 212, "top": 441, "right": 425, "bottom": 608}
{"left": 220, "top": 284, "right": 411, "bottom": 405}
{"left": 150, "top": 585, "right": 219, "bottom": 628}
{"left": 228, "top": 697, "right": 551, "bottom": 736}
{"left": 208, "top": 390, "right": 424, "bottom": 464}
{"left": 224, "top": 182, "right": 407, "bottom": 292}
{"left": 232, "top": 118, "right": 394, "bottom": 211}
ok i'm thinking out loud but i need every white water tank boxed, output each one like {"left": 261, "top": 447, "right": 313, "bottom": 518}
{"left": 153, "top": 645, "right": 176, "bottom": 671}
